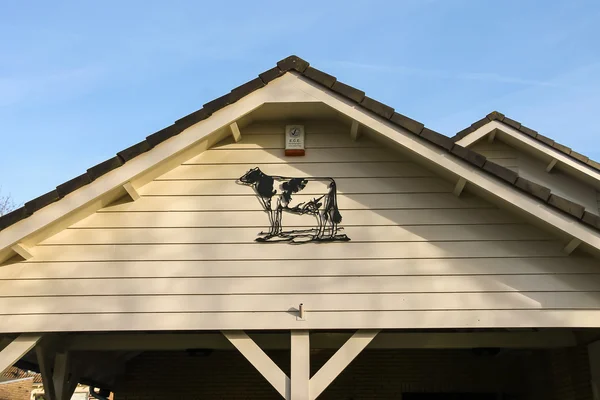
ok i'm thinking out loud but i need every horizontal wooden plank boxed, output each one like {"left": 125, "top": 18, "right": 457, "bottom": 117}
{"left": 43, "top": 224, "right": 552, "bottom": 245}
{"left": 157, "top": 162, "right": 434, "bottom": 180}
{"left": 2, "top": 257, "right": 595, "bottom": 280}
{"left": 241, "top": 122, "right": 347, "bottom": 135}
{"left": 184, "top": 148, "right": 405, "bottom": 164}
{"left": 139, "top": 177, "right": 453, "bottom": 196}
{"left": 4, "top": 292, "right": 600, "bottom": 315}
{"left": 4, "top": 310, "right": 600, "bottom": 332}
{"left": 212, "top": 134, "right": 381, "bottom": 149}
{"left": 100, "top": 193, "right": 492, "bottom": 212}
{"left": 473, "top": 150, "right": 517, "bottom": 159}
{"left": 29, "top": 241, "right": 561, "bottom": 262}
{"left": 0, "top": 273, "right": 597, "bottom": 297}
{"left": 71, "top": 209, "right": 520, "bottom": 228}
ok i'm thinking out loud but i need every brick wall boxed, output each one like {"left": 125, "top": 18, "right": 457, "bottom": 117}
{"left": 0, "top": 377, "right": 33, "bottom": 400}
{"left": 115, "top": 347, "right": 593, "bottom": 400}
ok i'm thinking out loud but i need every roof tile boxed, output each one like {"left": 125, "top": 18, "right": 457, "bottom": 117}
{"left": 24, "top": 190, "right": 60, "bottom": 215}
{"left": 0, "top": 207, "right": 29, "bottom": 230}
{"left": 570, "top": 150, "right": 590, "bottom": 164}
{"left": 583, "top": 211, "right": 600, "bottom": 230}
{"left": 302, "top": 67, "right": 336, "bottom": 88}
{"left": 587, "top": 159, "right": 600, "bottom": 171}
{"left": 277, "top": 55, "right": 309, "bottom": 73}
{"left": 502, "top": 117, "right": 521, "bottom": 130}
{"left": 552, "top": 142, "right": 571, "bottom": 154}
{"left": 483, "top": 161, "right": 518, "bottom": 184}
{"left": 470, "top": 117, "right": 489, "bottom": 131}
{"left": 519, "top": 125, "right": 537, "bottom": 138}
{"left": 514, "top": 177, "right": 551, "bottom": 201}
{"left": 331, "top": 81, "right": 365, "bottom": 103}
{"left": 230, "top": 77, "right": 265, "bottom": 98}
{"left": 535, "top": 133, "right": 555, "bottom": 147}
{"left": 486, "top": 111, "right": 505, "bottom": 121}
{"left": 56, "top": 173, "right": 92, "bottom": 198}
{"left": 87, "top": 156, "right": 124, "bottom": 181}
{"left": 203, "top": 93, "right": 234, "bottom": 114}
{"left": 259, "top": 67, "right": 284, "bottom": 84}
{"left": 390, "top": 113, "right": 424, "bottom": 135}
{"left": 146, "top": 125, "right": 184, "bottom": 148}
{"left": 360, "top": 96, "right": 394, "bottom": 120}
{"left": 175, "top": 108, "right": 212, "bottom": 130}
{"left": 420, "top": 128, "right": 454, "bottom": 151}
{"left": 451, "top": 145, "right": 487, "bottom": 168}
{"left": 548, "top": 194, "right": 585, "bottom": 219}
{"left": 117, "top": 140, "right": 152, "bottom": 162}
{"left": 454, "top": 126, "right": 474, "bottom": 140}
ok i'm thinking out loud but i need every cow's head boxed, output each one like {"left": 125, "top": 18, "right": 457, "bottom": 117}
{"left": 237, "top": 167, "right": 263, "bottom": 185}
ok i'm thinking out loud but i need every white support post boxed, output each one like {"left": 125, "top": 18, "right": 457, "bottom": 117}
{"left": 230, "top": 122, "right": 242, "bottom": 142}
{"left": 36, "top": 345, "right": 56, "bottom": 400}
{"left": 487, "top": 130, "right": 496, "bottom": 143}
{"left": 53, "top": 352, "right": 79, "bottom": 400}
{"left": 564, "top": 238, "right": 582, "bottom": 255}
{"left": 0, "top": 334, "right": 41, "bottom": 375}
{"left": 453, "top": 177, "right": 467, "bottom": 197}
{"left": 223, "top": 331, "right": 290, "bottom": 399}
{"left": 291, "top": 331, "right": 310, "bottom": 400}
{"left": 122, "top": 182, "right": 140, "bottom": 201}
{"left": 309, "top": 330, "right": 379, "bottom": 400}
{"left": 350, "top": 120, "right": 360, "bottom": 141}
{"left": 546, "top": 158, "right": 558, "bottom": 173}
{"left": 11, "top": 242, "right": 33, "bottom": 260}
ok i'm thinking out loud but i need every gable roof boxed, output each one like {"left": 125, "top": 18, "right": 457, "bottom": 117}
{"left": 1, "top": 55, "right": 599, "bottom": 239}
{"left": 454, "top": 111, "right": 600, "bottom": 173}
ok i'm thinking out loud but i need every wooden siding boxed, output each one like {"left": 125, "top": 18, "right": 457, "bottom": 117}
{"left": 1, "top": 121, "right": 600, "bottom": 332}
{"left": 470, "top": 140, "right": 519, "bottom": 172}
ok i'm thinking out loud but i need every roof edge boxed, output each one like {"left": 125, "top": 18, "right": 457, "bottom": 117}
{"left": 453, "top": 111, "right": 600, "bottom": 172}
{"left": 1, "top": 56, "right": 600, "bottom": 238}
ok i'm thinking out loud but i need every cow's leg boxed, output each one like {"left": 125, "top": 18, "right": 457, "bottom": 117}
{"left": 275, "top": 208, "right": 283, "bottom": 235}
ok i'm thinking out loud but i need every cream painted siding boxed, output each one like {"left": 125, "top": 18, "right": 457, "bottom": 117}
{"left": 1, "top": 121, "right": 600, "bottom": 332}
{"left": 471, "top": 139, "right": 599, "bottom": 212}
{"left": 470, "top": 140, "right": 520, "bottom": 173}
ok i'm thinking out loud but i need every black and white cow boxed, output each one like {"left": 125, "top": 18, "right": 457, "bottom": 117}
{"left": 237, "top": 167, "right": 349, "bottom": 243}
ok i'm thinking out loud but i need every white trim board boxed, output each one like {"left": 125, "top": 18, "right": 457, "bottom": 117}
{"left": 1, "top": 72, "right": 600, "bottom": 264}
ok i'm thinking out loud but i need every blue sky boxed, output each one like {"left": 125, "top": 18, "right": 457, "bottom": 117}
{"left": 1, "top": 0, "right": 599, "bottom": 204}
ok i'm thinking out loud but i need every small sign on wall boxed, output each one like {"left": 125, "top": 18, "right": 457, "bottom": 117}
{"left": 285, "top": 125, "right": 305, "bottom": 156}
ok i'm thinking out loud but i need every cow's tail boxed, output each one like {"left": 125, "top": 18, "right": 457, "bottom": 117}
{"left": 329, "top": 180, "right": 342, "bottom": 224}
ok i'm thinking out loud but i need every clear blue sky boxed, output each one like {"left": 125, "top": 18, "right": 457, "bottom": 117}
{"left": 1, "top": 0, "right": 599, "bottom": 204}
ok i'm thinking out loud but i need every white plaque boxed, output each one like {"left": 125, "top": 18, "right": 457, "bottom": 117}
{"left": 285, "top": 125, "right": 305, "bottom": 150}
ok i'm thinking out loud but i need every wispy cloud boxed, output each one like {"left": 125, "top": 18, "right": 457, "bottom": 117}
{"left": 327, "top": 60, "right": 576, "bottom": 89}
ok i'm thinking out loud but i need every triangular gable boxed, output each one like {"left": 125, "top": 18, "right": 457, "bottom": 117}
{"left": 1, "top": 56, "right": 600, "bottom": 264}
{"left": 454, "top": 111, "right": 600, "bottom": 183}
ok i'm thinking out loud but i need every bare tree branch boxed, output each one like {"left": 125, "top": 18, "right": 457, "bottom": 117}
{"left": 0, "top": 188, "right": 17, "bottom": 216}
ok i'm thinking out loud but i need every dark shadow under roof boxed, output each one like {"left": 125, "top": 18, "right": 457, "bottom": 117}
{"left": 1, "top": 55, "right": 599, "bottom": 234}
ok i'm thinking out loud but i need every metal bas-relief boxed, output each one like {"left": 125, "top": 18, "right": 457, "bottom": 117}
{"left": 237, "top": 167, "right": 350, "bottom": 243}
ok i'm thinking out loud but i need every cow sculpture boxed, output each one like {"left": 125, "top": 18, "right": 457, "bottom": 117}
{"left": 237, "top": 167, "right": 350, "bottom": 243}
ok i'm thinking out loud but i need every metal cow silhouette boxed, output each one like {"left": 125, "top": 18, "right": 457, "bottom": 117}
{"left": 237, "top": 167, "right": 350, "bottom": 243}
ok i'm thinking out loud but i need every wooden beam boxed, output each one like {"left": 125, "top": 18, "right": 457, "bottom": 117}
{"left": 36, "top": 345, "right": 56, "bottom": 400}
{"left": 0, "top": 334, "right": 41, "bottom": 375}
{"left": 453, "top": 177, "right": 467, "bottom": 197}
{"left": 564, "top": 238, "right": 582, "bottom": 255}
{"left": 350, "top": 120, "right": 360, "bottom": 141}
{"left": 68, "top": 331, "right": 577, "bottom": 351}
{"left": 230, "top": 122, "right": 242, "bottom": 142}
{"left": 11, "top": 242, "right": 33, "bottom": 260}
{"left": 222, "top": 331, "right": 290, "bottom": 399}
{"left": 487, "top": 130, "right": 496, "bottom": 143}
{"left": 291, "top": 331, "right": 310, "bottom": 400}
{"left": 309, "top": 330, "right": 379, "bottom": 400}
{"left": 122, "top": 182, "right": 140, "bottom": 201}
{"left": 546, "top": 158, "right": 558, "bottom": 173}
